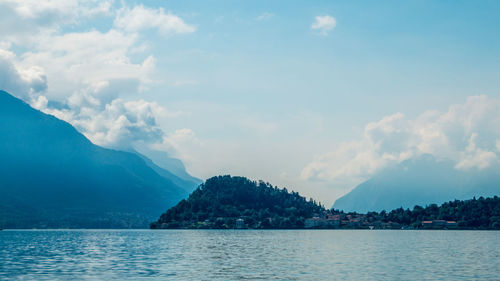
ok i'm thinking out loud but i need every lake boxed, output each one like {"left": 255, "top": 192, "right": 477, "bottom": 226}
{"left": 1, "top": 230, "right": 499, "bottom": 280}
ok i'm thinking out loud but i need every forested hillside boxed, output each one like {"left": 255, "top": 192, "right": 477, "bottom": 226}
{"left": 151, "top": 175, "right": 324, "bottom": 229}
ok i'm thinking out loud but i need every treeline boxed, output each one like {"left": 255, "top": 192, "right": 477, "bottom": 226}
{"left": 151, "top": 175, "right": 323, "bottom": 229}
{"left": 151, "top": 175, "right": 500, "bottom": 230}
{"left": 357, "top": 196, "right": 500, "bottom": 229}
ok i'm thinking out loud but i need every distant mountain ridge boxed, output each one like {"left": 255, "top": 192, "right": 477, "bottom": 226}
{"left": 0, "top": 90, "right": 199, "bottom": 228}
{"left": 134, "top": 146, "right": 201, "bottom": 185}
{"left": 131, "top": 148, "right": 202, "bottom": 193}
{"left": 333, "top": 155, "right": 500, "bottom": 213}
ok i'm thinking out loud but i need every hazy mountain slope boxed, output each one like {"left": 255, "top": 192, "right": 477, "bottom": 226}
{"left": 134, "top": 146, "right": 202, "bottom": 186}
{"left": 132, "top": 149, "right": 202, "bottom": 193}
{"left": 333, "top": 155, "right": 500, "bottom": 213}
{"left": 0, "top": 90, "right": 190, "bottom": 228}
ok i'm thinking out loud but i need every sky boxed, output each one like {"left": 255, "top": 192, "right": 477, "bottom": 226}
{"left": 1, "top": 0, "right": 500, "bottom": 206}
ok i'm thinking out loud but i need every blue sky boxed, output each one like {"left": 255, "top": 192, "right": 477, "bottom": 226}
{"left": 1, "top": 0, "right": 500, "bottom": 205}
{"left": 139, "top": 0, "right": 500, "bottom": 142}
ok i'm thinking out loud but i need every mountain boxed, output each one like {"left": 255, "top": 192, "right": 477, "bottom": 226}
{"left": 133, "top": 145, "right": 199, "bottom": 184}
{"left": 332, "top": 155, "right": 500, "bottom": 213}
{"left": 151, "top": 175, "right": 324, "bottom": 229}
{"left": 0, "top": 90, "right": 198, "bottom": 228}
{"left": 131, "top": 148, "right": 202, "bottom": 193}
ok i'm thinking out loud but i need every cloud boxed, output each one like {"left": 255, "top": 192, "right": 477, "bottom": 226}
{"left": 161, "top": 128, "right": 201, "bottom": 151}
{"left": 0, "top": 0, "right": 113, "bottom": 45}
{"left": 256, "top": 12, "right": 274, "bottom": 21}
{"left": 20, "top": 26, "right": 162, "bottom": 149}
{"left": 75, "top": 98, "right": 165, "bottom": 148}
{"left": 114, "top": 5, "right": 195, "bottom": 35}
{"left": 153, "top": 128, "right": 203, "bottom": 169}
{"left": 3, "top": 0, "right": 113, "bottom": 19}
{"left": 0, "top": 48, "right": 47, "bottom": 99}
{"left": 455, "top": 133, "right": 498, "bottom": 170}
{"left": 311, "top": 15, "right": 336, "bottom": 35}
{"left": 0, "top": 1, "right": 197, "bottom": 152}
{"left": 33, "top": 96, "right": 166, "bottom": 148}
{"left": 21, "top": 29, "right": 155, "bottom": 101}
{"left": 301, "top": 95, "right": 500, "bottom": 189}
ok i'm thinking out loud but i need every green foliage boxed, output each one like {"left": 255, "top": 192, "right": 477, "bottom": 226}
{"left": 151, "top": 175, "right": 500, "bottom": 230}
{"left": 151, "top": 175, "right": 323, "bottom": 229}
{"left": 341, "top": 196, "right": 500, "bottom": 229}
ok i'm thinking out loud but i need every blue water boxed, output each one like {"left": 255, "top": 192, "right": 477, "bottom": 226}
{"left": 1, "top": 230, "right": 499, "bottom": 280}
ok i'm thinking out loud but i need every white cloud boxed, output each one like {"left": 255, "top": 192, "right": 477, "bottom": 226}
{"left": 20, "top": 26, "right": 163, "bottom": 148}
{"left": 256, "top": 12, "right": 274, "bottom": 21}
{"left": 77, "top": 98, "right": 165, "bottom": 147}
{"left": 161, "top": 128, "right": 201, "bottom": 151}
{"left": 3, "top": 0, "right": 113, "bottom": 19}
{"left": 301, "top": 96, "right": 500, "bottom": 189}
{"left": 0, "top": 0, "right": 197, "bottom": 153}
{"left": 21, "top": 29, "right": 154, "bottom": 101}
{"left": 455, "top": 133, "right": 498, "bottom": 170}
{"left": 33, "top": 96, "right": 166, "bottom": 148}
{"left": 0, "top": 0, "right": 113, "bottom": 45}
{"left": 153, "top": 128, "right": 204, "bottom": 170}
{"left": 0, "top": 48, "right": 47, "bottom": 99}
{"left": 114, "top": 5, "right": 195, "bottom": 35}
{"left": 311, "top": 15, "right": 336, "bottom": 35}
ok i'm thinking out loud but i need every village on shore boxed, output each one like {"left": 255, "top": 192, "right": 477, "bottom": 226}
{"left": 304, "top": 211, "right": 457, "bottom": 230}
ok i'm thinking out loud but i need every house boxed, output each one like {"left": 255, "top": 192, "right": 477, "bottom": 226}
{"left": 432, "top": 220, "right": 447, "bottom": 227}
{"left": 305, "top": 217, "right": 322, "bottom": 228}
{"left": 305, "top": 216, "right": 341, "bottom": 228}
{"left": 235, "top": 218, "right": 245, "bottom": 229}
{"left": 421, "top": 220, "right": 458, "bottom": 229}
{"left": 446, "top": 221, "right": 457, "bottom": 228}
{"left": 326, "top": 218, "right": 341, "bottom": 227}
{"left": 348, "top": 218, "right": 362, "bottom": 227}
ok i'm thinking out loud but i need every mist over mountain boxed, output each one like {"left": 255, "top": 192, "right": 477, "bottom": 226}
{"left": 333, "top": 155, "right": 500, "bottom": 213}
{"left": 131, "top": 147, "right": 202, "bottom": 193}
{"left": 0, "top": 90, "right": 199, "bottom": 228}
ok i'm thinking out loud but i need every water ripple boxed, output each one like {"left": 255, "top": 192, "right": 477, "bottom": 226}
{"left": 0, "top": 230, "right": 499, "bottom": 280}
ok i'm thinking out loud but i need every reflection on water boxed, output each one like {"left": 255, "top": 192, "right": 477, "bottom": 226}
{"left": 1, "top": 230, "right": 499, "bottom": 280}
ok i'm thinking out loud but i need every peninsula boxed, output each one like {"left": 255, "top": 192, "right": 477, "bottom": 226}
{"left": 151, "top": 175, "right": 500, "bottom": 230}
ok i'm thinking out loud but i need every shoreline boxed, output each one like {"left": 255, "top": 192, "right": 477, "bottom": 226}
{"left": 2, "top": 228, "right": 499, "bottom": 231}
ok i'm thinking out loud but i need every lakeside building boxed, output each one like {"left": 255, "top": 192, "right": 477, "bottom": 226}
{"left": 421, "top": 220, "right": 457, "bottom": 229}
{"left": 305, "top": 212, "right": 408, "bottom": 229}
{"left": 305, "top": 215, "right": 341, "bottom": 228}
{"left": 235, "top": 218, "right": 245, "bottom": 229}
